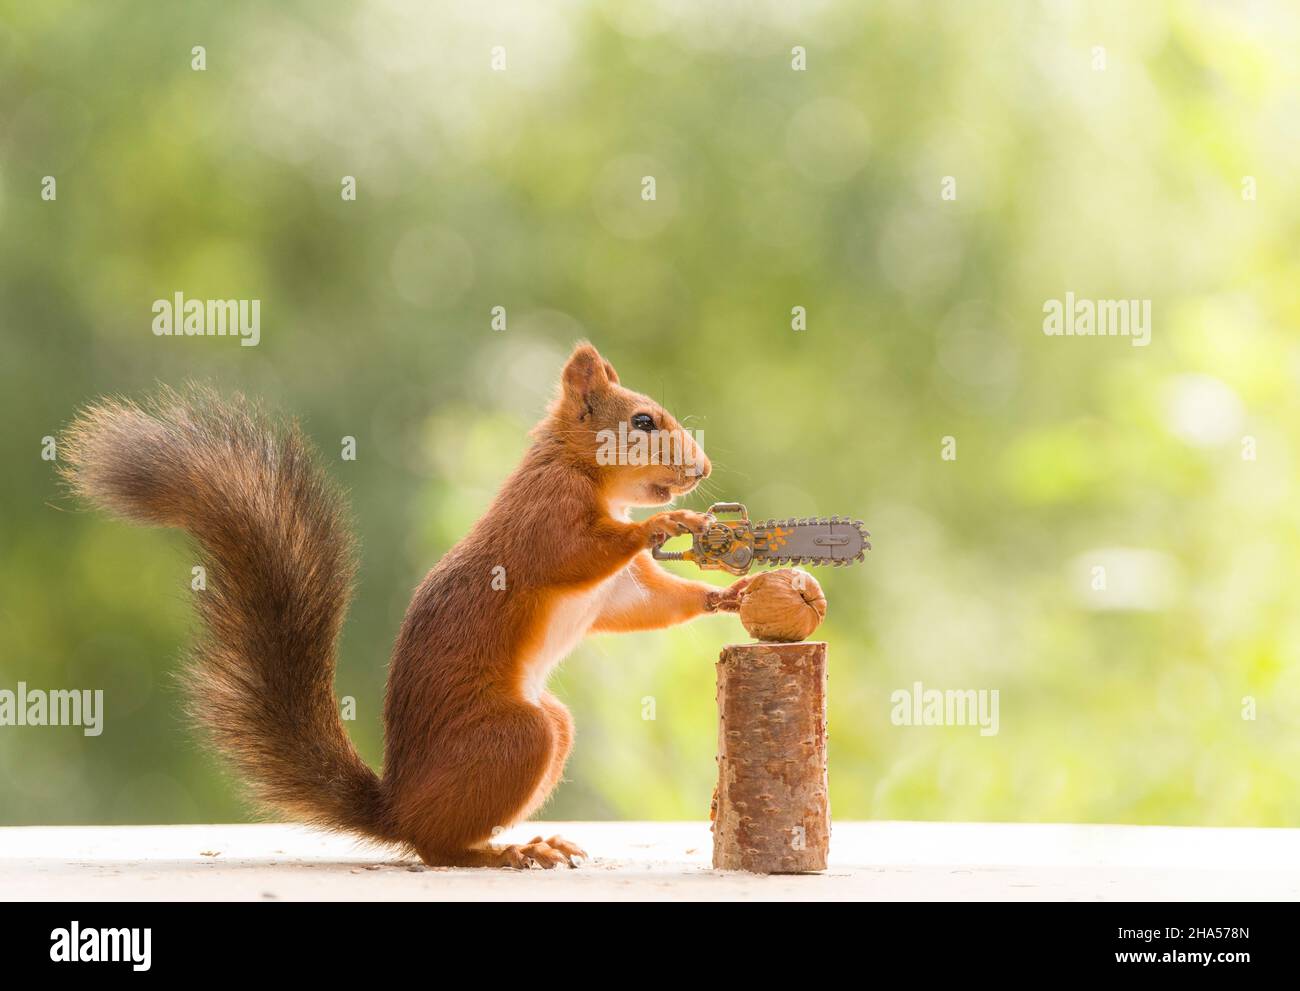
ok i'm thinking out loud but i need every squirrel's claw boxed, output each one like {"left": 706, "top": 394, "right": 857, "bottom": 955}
{"left": 709, "top": 576, "right": 752, "bottom": 613}
{"left": 540, "top": 834, "right": 588, "bottom": 866}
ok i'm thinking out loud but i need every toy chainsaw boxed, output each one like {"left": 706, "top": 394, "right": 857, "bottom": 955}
{"left": 652, "top": 502, "right": 870, "bottom": 576}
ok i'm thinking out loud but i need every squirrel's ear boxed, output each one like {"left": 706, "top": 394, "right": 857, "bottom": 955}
{"left": 562, "top": 343, "right": 613, "bottom": 409}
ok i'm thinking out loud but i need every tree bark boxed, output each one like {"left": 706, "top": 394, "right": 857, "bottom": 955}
{"left": 711, "top": 641, "right": 829, "bottom": 873}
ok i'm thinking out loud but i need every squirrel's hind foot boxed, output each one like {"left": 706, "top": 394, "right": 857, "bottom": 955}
{"left": 503, "top": 835, "right": 586, "bottom": 869}
{"left": 421, "top": 836, "right": 587, "bottom": 869}
{"left": 529, "top": 834, "right": 587, "bottom": 866}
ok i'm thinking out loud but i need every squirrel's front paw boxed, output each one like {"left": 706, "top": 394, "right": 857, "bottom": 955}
{"left": 707, "top": 576, "right": 752, "bottom": 613}
{"left": 645, "top": 509, "right": 711, "bottom": 547}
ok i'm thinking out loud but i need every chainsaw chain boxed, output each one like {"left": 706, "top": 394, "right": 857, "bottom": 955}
{"left": 753, "top": 516, "right": 871, "bottom": 568}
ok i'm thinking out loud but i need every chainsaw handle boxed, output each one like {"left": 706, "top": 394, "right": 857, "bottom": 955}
{"left": 650, "top": 508, "right": 718, "bottom": 563}
{"left": 652, "top": 504, "right": 747, "bottom": 565}
{"left": 707, "top": 502, "right": 748, "bottom": 519}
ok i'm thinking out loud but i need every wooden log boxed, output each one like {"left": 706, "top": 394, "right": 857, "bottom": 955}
{"left": 711, "top": 640, "right": 829, "bottom": 873}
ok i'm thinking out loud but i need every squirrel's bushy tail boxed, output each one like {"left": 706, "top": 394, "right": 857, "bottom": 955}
{"left": 60, "top": 386, "right": 394, "bottom": 841}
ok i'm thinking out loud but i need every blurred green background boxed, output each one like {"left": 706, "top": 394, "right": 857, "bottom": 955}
{"left": 3, "top": 0, "right": 1300, "bottom": 827}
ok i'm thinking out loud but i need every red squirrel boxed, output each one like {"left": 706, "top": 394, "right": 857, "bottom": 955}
{"left": 61, "top": 342, "right": 749, "bottom": 868}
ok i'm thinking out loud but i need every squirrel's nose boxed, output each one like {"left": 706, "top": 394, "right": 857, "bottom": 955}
{"left": 697, "top": 456, "right": 712, "bottom": 479}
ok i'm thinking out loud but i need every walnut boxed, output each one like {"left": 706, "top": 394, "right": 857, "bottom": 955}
{"left": 738, "top": 568, "right": 826, "bottom": 642}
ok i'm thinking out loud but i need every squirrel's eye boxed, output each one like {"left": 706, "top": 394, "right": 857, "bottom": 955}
{"left": 630, "top": 413, "right": 655, "bottom": 432}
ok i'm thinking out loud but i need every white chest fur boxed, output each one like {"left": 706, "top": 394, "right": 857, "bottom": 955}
{"left": 518, "top": 562, "right": 647, "bottom": 704}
